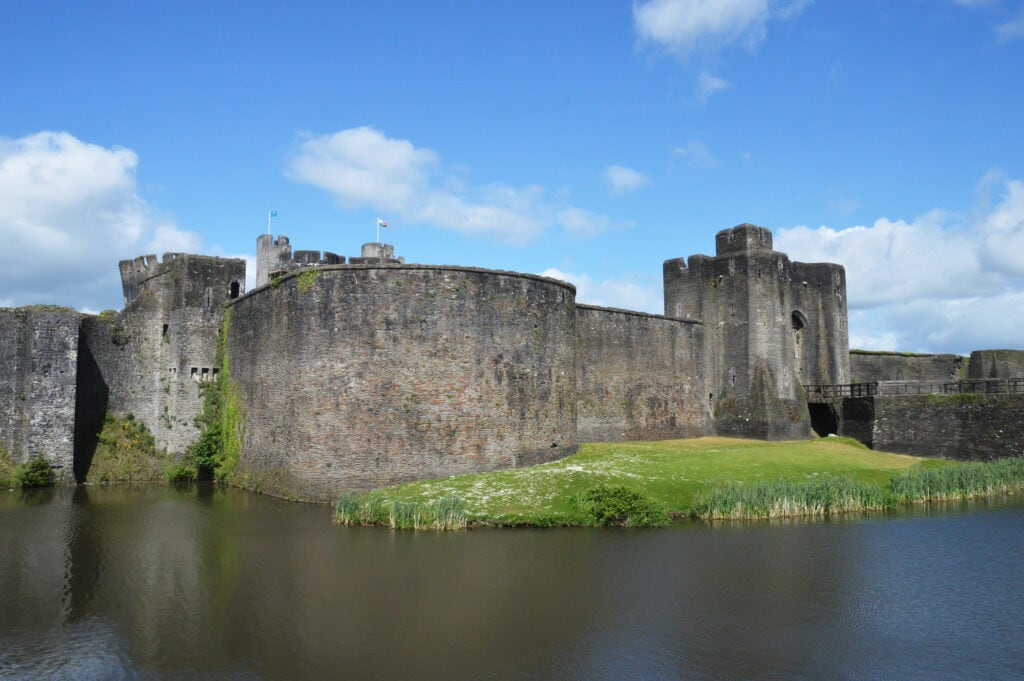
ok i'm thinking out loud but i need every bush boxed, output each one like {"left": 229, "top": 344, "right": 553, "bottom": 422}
{"left": 572, "top": 485, "right": 670, "bottom": 527}
{"left": 166, "top": 462, "right": 197, "bottom": 483}
{"left": 89, "top": 413, "right": 168, "bottom": 483}
{"left": 13, "top": 455, "right": 56, "bottom": 488}
{"left": 0, "top": 445, "right": 14, "bottom": 488}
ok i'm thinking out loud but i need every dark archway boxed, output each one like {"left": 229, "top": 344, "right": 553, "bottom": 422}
{"left": 808, "top": 403, "right": 839, "bottom": 437}
{"left": 229, "top": 281, "right": 240, "bottom": 299}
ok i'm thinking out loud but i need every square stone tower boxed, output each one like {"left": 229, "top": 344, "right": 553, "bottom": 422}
{"left": 664, "top": 224, "right": 849, "bottom": 440}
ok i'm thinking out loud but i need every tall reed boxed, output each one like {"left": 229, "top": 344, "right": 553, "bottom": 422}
{"left": 693, "top": 457, "right": 1024, "bottom": 521}
{"left": 334, "top": 492, "right": 467, "bottom": 530}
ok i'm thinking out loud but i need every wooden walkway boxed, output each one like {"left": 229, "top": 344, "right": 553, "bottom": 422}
{"left": 804, "top": 378, "right": 1024, "bottom": 403}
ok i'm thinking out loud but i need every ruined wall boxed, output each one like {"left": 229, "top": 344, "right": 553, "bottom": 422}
{"left": 841, "top": 395, "right": 1024, "bottom": 460}
{"left": 82, "top": 254, "right": 246, "bottom": 460}
{"left": 0, "top": 307, "right": 79, "bottom": 479}
{"left": 663, "top": 224, "right": 850, "bottom": 440}
{"left": 968, "top": 350, "right": 1024, "bottom": 379}
{"left": 227, "top": 265, "right": 578, "bottom": 500}
{"left": 575, "top": 305, "right": 712, "bottom": 442}
{"left": 850, "top": 352, "right": 966, "bottom": 383}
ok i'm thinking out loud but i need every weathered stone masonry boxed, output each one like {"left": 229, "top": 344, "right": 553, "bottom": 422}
{"left": 0, "top": 307, "right": 79, "bottom": 480}
{"left": 84, "top": 253, "right": 245, "bottom": 457}
{"left": 663, "top": 224, "right": 849, "bottom": 440}
{"left": 11, "top": 221, "right": 1019, "bottom": 498}
{"left": 575, "top": 305, "right": 712, "bottom": 442}
{"left": 227, "top": 265, "right": 578, "bottom": 500}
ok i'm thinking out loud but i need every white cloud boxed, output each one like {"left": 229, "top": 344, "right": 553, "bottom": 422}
{"left": 634, "top": 0, "right": 770, "bottom": 57}
{"left": 671, "top": 141, "right": 717, "bottom": 169}
{"left": 0, "top": 131, "right": 201, "bottom": 311}
{"left": 996, "top": 9, "right": 1024, "bottom": 41}
{"left": 540, "top": 268, "right": 662, "bottom": 313}
{"left": 287, "top": 126, "right": 614, "bottom": 245}
{"left": 604, "top": 165, "right": 650, "bottom": 195}
{"left": 776, "top": 173, "right": 1024, "bottom": 353}
{"left": 634, "top": 0, "right": 810, "bottom": 58}
{"left": 694, "top": 71, "right": 731, "bottom": 102}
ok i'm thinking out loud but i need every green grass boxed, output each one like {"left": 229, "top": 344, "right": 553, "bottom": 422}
{"left": 335, "top": 437, "right": 933, "bottom": 527}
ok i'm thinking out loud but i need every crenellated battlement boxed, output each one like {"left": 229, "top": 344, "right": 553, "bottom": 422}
{"left": 256, "top": 234, "right": 404, "bottom": 287}
{"left": 119, "top": 252, "right": 246, "bottom": 308}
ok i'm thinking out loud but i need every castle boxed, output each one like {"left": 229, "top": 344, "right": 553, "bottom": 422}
{"left": 2, "top": 224, "right": 1021, "bottom": 501}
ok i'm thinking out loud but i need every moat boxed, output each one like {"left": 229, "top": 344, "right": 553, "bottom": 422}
{"left": 2, "top": 486, "right": 1022, "bottom": 680}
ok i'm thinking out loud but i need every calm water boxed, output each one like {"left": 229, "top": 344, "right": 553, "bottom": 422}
{"left": 1, "top": 485, "right": 1022, "bottom": 681}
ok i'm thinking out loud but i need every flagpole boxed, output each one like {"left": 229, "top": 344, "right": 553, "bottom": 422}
{"left": 267, "top": 210, "right": 272, "bottom": 235}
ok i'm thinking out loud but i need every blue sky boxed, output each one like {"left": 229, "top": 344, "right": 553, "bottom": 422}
{"left": 2, "top": 0, "right": 1022, "bottom": 354}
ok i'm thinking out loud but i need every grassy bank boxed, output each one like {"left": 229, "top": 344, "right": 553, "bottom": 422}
{"left": 334, "top": 436, "right": 1014, "bottom": 527}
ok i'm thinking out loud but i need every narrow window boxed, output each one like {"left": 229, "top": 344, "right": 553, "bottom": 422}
{"left": 230, "top": 281, "right": 240, "bottom": 299}
{"left": 162, "top": 323, "right": 169, "bottom": 337}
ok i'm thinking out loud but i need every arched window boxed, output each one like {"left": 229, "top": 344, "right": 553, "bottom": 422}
{"left": 230, "top": 281, "right": 240, "bottom": 299}
{"left": 791, "top": 310, "right": 807, "bottom": 331}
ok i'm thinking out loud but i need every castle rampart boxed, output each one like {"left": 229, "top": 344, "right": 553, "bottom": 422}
{"left": 575, "top": 305, "right": 713, "bottom": 442}
{"left": 850, "top": 352, "right": 966, "bottom": 383}
{"left": 256, "top": 234, "right": 403, "bottom": 287}
{"left": 9, "top": 221, "right": 1020, "bottom": 497}
{"left": 226, "top": 264, "right": 578, "bottom": 500}
{"left": 968, "top": 349, "right": 1024, "bottom": 379}
{"left": 840, "top": 393, "right": 1024, "bottom": 460}
{"left": 0, "top": 306, "right": 80, "bottom": 479}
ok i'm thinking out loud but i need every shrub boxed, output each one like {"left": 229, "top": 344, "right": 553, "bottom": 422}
{"left": 572, "top": 485, "right": 670, "bottom": 527}
{"left": 166, "top": 462, "right": 197, "bottom": 483}
{"left": 0, "top": 445, "right": 14, "bottom": 488}
{"left": 13, "top": 455, "right": 56, "bottom": 488}
{"left": 89, "top": 413, "right": 167, "bottom": 483}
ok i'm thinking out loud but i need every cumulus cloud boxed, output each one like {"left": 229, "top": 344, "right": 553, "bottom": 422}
{"left": 776, "top": 174, "right": 1024, "bottom": 353}
{"left": 604, "top": 165, "right": 650, "bottom": 195}
{"left": 634, "top": 0, "right": 810, "bottom": 58}
{"left": 539, "top": 268, "right": 662, "bottom": 313}
{"left": 0, "top": 131, "right": 201, "bottom": 311}
{"left": 287, "top": 126, "right": 615, "bottom": 244}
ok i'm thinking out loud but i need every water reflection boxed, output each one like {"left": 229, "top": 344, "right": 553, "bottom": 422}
{"left": 1, "top": 487, "right": 1022, "bottom": 680}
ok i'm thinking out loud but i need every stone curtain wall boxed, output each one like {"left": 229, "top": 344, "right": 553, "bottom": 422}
{"left": 841, "top": 395, "right": 1024, "bottom": 460}
{"left": 575, "top": 305, "right": 713, "bottom": 442}
{"left": 227, "top": 265, "right": 578, "bottom": 500}
{"left": 0, "top": 307, "right": 80, "bottom": 479}
{"left": 849, "top": 352, "right": 966, "bottom": 383}
{"left": 968, "top": 350, "right": 1024, "bottom": 379}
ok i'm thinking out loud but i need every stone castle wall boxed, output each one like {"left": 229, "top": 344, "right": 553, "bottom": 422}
{"left": 663, "top": 224, "right": 848, "bottom": 440}
{"left": 575, "top": 305, "right": 712, "bottom": 442}
{"left": 968, "top": 350, "right": 1024, "bottom": 379}
{"left": 0, "top": 307, "right": 80, "bottom": 479}
{"left": 849, "top": 352, "right": 965, "bottom": 383}
{"left": 841, "top": 394, "right": 1024, "bottom": 460}
{"left": 82, "top": 254, "right": 246, "bottom": 459}
{"left": 226, "top": 265, "right": 578, "bottom": 500}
